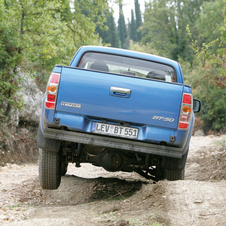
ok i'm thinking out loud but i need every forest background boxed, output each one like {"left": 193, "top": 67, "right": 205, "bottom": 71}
{"left": 0, "top": 0, "right": 225, "bottom": 134}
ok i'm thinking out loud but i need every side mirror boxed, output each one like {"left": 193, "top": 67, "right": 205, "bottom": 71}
{"left": 193, "top": 99, "right": 201, "bottom": 113}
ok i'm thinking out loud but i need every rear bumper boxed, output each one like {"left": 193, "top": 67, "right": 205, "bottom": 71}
{"left": 44, "top": 110, "right": 189, "bottom": 148}
{"left": 43, "top": 127, "right": 184, "bottom": 158}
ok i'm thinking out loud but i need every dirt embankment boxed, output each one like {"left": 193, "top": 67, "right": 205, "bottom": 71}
{"left": 0, "top": 135, "right": 226, "bottom": 226}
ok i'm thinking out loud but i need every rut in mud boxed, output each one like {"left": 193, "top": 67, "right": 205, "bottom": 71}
{"left": 0, "top": 135, "right": 226, "bottom": 226}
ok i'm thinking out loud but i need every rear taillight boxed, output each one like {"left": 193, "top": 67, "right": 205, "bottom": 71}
{"left": 178, "top": 93, "right": 193, "bottom": 129}
{"left": 45, "top": 72, "right": 61, "bottom": 110}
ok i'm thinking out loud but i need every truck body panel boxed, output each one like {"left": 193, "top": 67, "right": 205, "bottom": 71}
{"left": 56, "top": 67, "right": 183, "bottom": 128}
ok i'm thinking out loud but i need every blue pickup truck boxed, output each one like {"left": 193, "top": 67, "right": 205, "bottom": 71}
{"left": 37, "top": 46, "right": 201, "bottom": 189}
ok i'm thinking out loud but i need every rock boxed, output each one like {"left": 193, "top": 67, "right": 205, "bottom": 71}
{"left": 113, "top": 219, "right": 130, "bottom": 226}
{"left": 18, "top": 128, "right": 29, "bottom": 134}
{"left": 26, "top": 209, "right": 36, "bottom": 216}
{"left": 0, "top": 215, "right": 10, "bottom": 221}
{"left": 194, "top": 130, "right": 205, "bottom": 136}
{"left": 1, "top": 207, "right": 7, "bottom": 212}
{"left": 18, "top": 77, "right": 44, "bottom": 124}
{"left": 9, "top": 72, "right": 44, "bottom": 127}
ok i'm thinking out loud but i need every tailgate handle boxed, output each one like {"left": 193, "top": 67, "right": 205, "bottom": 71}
{"left": 110, "top": 87, "right": 131, "bottom": 94}
{"left": 110, "top": 87, "right": 131, "bottom": 98}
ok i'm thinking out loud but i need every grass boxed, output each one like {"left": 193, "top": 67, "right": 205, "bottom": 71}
{"left": 8, "top": 202, "right": 34, "bottom": 212}
{"left": 213, "top": 137, "right": 226, "bottom": 152}
{"left": 129, "top": 217, "right": 164, "bottom": 226}
{"left": 129, "top": 218, "right": 144, "bottom": 226}
{"left": 8, "top": 203, "right": 22, "bottom": 209}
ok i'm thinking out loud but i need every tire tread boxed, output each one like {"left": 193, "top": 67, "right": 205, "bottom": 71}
{"left": 165, "top": 169, "right": 185, "bottom": 181}
{"left": 39, "top": 149, "right": 61, "bottom": 189}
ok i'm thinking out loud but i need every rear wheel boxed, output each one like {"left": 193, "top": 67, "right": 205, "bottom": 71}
{"left": 135, "top": 167, "right": 185, "bottom": 181}
{"left": 161, "top": 167, "right": 185, "bottom": 181}
{"left": 39, "top": 149, "right": 61, "bottom": 189}
{"left": 153, "top": 167, "right": 185, "bottom": 181}
{"left": 61, "top": 162, "right": 68, "bottom": 176}
{"left": 161, "top": 149, "right": 188, "bottom": 181}
{"left": 164, "top": 168, "right": 185, "bottom": 181}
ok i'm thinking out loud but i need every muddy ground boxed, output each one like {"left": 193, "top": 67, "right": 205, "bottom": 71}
{"left": 0, "top": 135, "right": 226, "bottom": 226}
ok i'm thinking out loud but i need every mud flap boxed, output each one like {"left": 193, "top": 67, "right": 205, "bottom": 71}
{"left": 161, "top": 148, "right": 188, "bottom": 170}
{"left": 37, "top": 125, "right": 61, "bottom": 152}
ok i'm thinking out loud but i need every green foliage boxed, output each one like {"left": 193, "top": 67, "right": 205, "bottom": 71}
{"left": 193, "top": 0, "right": 225, "bottom": 55}
{"left": 129, "top": 40, "right": 159, "bottom": 56}
{"left": 0, "top": 2, "right": 24, "bottom": 120}
{"left": 141, "top": 0, "right": 226, "bottom": 133}
{"left": 128, "top": 1, "right": 143, "bottom": 43}
{"left": 1, "top": 0, "right": 108, "bottom": 69}
{"left": 107, "top": 13, "right": 120, "bottom": 48}
{"left": 129, "top": 218, "right": 144, "bottom": 226}
{"left": 142, "top": 0, "right": 211, "bottom": 62}
{"left": 185, "top": 19, "right": 226, "bottom": 133}
{"left": 134, "top": 0, "right": 142, "bottom": 42}
{"left": 117, "top": 3, "right": 128, "bottom": 48}
{"left": 130, "top": 9, "right": 137, "bottom": 42}
{"left": 66, "top": 0, "right": 108, "bottom": 49}
{"left": 96, "top": 9, "right": 120, "bottom": 48}
{"left": 191, "top": 69, "right": 225, "bottom": 132}
{"left": 213, "top": 137, "right": 226, "bottom": 152}
{"left": 0, "top": 0, "right": 108, "bottom": 122}
{"left": 3, "top": 0, "right": 70, "bottom": 69}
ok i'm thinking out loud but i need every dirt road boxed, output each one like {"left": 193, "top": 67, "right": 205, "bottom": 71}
{"left": 0, "top": 135, "right": 226, "bottom": 226}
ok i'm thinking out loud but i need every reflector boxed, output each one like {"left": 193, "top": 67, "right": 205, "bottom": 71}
{"left": 45, "top": 72, "right": 61, "bottom": 110}
{"left": 50, "top": 73, "right": 60, "bottom": 84}
{"left": 47, "top": 85, "right": 57, "bottom": 93}
{"left": 183, "top": 94, "right": 191, "bottom": 104}
{"left": 180, "top": 115, "right": 189, "bottom": 123}
{"left": 178, "top": 93, "right": 193, "bottom": 130}
{"left": 179, "top": 122, "right": 188, "bottom": 129}
{"left": 45, "top": 102, "right": 55, "bottom": 109}
{"left": 47, "top": 94, "right": 56, "bottom": 102}
{"left": 182, "top": 105, "right": 191, "bottom": 113}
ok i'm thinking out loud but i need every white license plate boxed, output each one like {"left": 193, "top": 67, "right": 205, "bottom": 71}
{"left": 91, "top": 122, "right": 138, "bottom": 139}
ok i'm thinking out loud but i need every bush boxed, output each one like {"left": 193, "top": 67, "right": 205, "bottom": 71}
{"left": 0, "top": 21, "right": 23, "bottom": 122}
{"left": 182, "top": 54, "right": 226, "bottom": 133}
{"left": 184, "top": 21, "right": 226, "bottom": 133}
{"left": 193, "top": 70, "right": 226, "bottom": 133}
{"left": 182, "top": 57, "right": 226, "bottom": 133}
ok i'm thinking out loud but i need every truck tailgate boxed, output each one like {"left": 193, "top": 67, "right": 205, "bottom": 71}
{"left": 55, "top": 67, "right": 183, "bottom": 130}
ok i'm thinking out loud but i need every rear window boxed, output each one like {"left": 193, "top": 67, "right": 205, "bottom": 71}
{"left": 78, "top": 52, "right": 177, "bottom": 83}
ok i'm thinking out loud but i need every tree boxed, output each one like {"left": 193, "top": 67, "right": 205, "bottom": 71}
{"left": 96, "top": 9, "right": 120, "bottom": 48}
{"left": 184, "top": 1, "right": 226, "bottom": 132}
{"left": 0, "top": 0, "right": 108, "bottom": 121}
{"left": 130, "top": 9, "right": 137, "bottom": 41}
{"left": 107, "top": 13, "right": 120, "bottom": 47}
{"left": 0, "top": 2, "right": 23, "bottom": 120}
{"left": 134, "top": 0, "right": 142, "bottom": 42}
{"left": 142, "top": 0, "right": 212, "bottom": 62}
{"left": 194, "top": 0, "right": 225, "bottom": 55}
{"left": 117, "top": 3, "right": 128, "bottom": 48}
{"left": 67, "top": 0, "right": 108, "bottom": 49}
{"left": 0, "top": 0, "right": 68, "bottom": 120}
{"left": 1, "top": 0, "right": 108, "bottom": 68}
{"left": 1, "top": 0, "right": 71, "bottom": 69}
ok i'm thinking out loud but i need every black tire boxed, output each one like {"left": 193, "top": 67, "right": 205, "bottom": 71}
{"left": 61, "top": 162, "right": 68, "bottom": 176}
{"left": 161, "top": 150, "right": 188, "bottom": 170}
{"left": 164, "top": 168, "right": 185, "bottom": 181}
{"left": 39, "top": 149, "right": 61, "bottom": 189}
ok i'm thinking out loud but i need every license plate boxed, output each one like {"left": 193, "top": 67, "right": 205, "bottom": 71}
{"left": 91, "top": 122, "right": 138, "bottom": 139}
